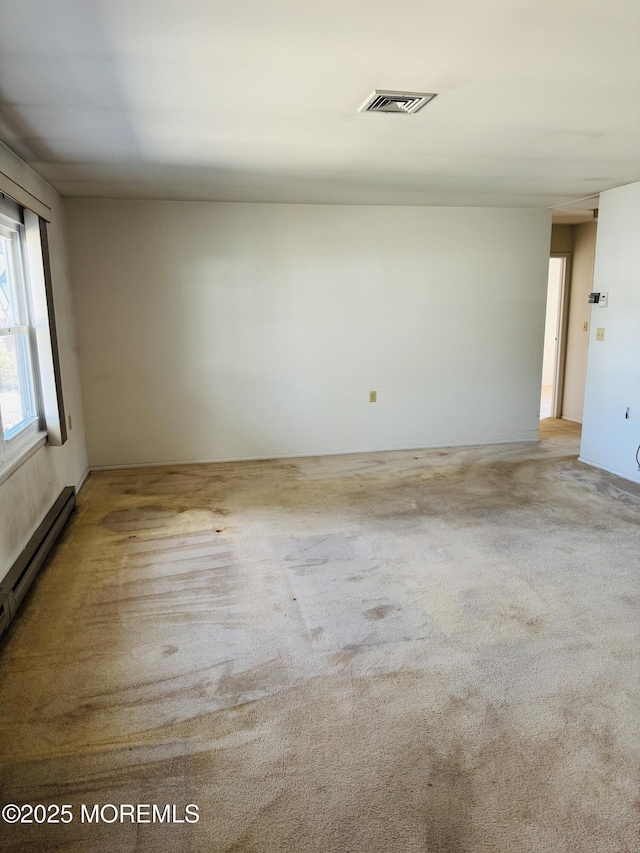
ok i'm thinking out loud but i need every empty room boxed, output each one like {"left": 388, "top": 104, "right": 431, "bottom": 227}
{"left": 0, "top": 1, "right": 639, "bottom": 851}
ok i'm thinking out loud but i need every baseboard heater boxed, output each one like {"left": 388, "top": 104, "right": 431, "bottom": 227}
{"left": 0, "top": 486, "right": 75, "bottom": 641}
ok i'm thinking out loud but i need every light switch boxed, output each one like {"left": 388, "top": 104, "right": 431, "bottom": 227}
{"left": 596, "top": 328, "right": 605, "bottom": 341}
{"left": 583, "top": 321, "right": 588, "bottom": 332}
{"left": 369, "top": 391, "right": 377, "bottom": 403}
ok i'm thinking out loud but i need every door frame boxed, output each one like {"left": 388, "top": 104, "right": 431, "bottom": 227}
{"left": 549, "top": 252, "right": 572, "bottom": 419}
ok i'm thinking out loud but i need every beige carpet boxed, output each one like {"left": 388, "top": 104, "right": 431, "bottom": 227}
{"left": 1, "top": 420, "right": 639, "bottom": 852}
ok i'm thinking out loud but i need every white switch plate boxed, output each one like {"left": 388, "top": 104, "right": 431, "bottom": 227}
{"left": 596, "top": 327, "right": 605, "bottom": 341}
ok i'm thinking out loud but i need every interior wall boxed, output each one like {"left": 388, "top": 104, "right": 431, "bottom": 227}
{"left": 66, "top": 200, "right": 551, "bottom": 468}
{"left": 580, "top": 181, "right": 640, "bottom": 483}
{"left": 550, "top": 224, "right": 575, "bottom": 254}
{"left": 562, "top": 222, "right": 597, "bottom": 422}
{"left": 0, "top": 144, "right": 88, "bottom": 580}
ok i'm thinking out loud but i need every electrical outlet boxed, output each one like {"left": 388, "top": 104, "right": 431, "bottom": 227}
{"left": 583, "top": 321, "right": 589, "bottom": 332}
{"left": 369, "top": 391, "right": 377, "bottom": 403}
{"left": 596, "top": 327, "right": 605, "bottom": 341}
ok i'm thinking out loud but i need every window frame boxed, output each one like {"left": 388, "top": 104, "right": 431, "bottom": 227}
{"left": 0, "top": 197, "right": 46, "bottom": 471}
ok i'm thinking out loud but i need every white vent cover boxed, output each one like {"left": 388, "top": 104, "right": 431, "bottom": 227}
{"left": 358, "top": 90, "right": 437, "bottom": 114}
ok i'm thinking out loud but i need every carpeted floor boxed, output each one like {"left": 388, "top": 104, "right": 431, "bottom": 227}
{"left": 1, "top": 420, "right": 639, "bottom": 852}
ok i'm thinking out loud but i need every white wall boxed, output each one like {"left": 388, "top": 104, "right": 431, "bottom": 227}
{"left": 0, "top": 144, "right": 88, "bottom": 580}
{"left": 562, "top": 222, "right": 596, "bottom": 423}
{"left": 66, "top": 200, "right": 551, "bottom": 468}
{"left": 580, "top": 182, "right": 640, "bottom": 483}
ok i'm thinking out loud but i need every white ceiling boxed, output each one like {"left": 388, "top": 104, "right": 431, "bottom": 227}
{"left": 1, "top": 0, "right": 639, "bottom": 206}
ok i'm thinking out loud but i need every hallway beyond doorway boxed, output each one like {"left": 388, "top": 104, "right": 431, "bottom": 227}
{"left": 540, "top": 384, "right": 553, "bottom": 419}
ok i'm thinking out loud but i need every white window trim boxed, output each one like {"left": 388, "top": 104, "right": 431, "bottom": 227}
{"left": 0, "top": 421, "right": 47, "bottom": 486}
{"left": 0, "top": 196, "right": 58, "bottom": 482}
{"left": 23, "top": 210, "right": 67, "bottom": 446}
{"left": 0, "top": 210, "right": 41, "bottom": 441}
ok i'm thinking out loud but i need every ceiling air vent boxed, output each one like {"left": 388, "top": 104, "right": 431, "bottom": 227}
{"left": 358, "top": 90, "right": 437, "bottom": 114}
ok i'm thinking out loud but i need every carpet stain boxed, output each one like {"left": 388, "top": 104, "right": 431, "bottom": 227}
{"left": 364, "top": 604, "right": 395, "bottom": 620}
{"left": 102, "top": 504, "right": 177, "bottom": 532}
{"left": 1, "top": 421, "right": 639, "bottom": 852}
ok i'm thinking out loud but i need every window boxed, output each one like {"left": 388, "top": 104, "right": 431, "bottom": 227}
{"left": 0, "top": 198, "right": 45, "bottom": 470}
{"left": 0, "top": 189, "right": 65, "bottom": 479}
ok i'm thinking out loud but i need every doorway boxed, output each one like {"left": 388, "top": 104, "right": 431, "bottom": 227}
{"left": 540, "top": 254, "right": 570, "bottom": 420}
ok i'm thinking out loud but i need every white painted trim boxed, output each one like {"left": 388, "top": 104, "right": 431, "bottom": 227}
{"left": 550, "top": 252, "right": 572, "bottom": 419}
{"left": 90, "top": 434, "right": 541, "bottom": 471}
{"left": 578, "top": 456, "right": 640, "bottom": 485}
{"left": 75, "top": 466, "right": 90, "bottom": 492}
{"left": 561, "top": 416, "right": 582, "bottom": 425}
{"left": 0, "top": 431, "right": 47, "bottom": 486}
{"left": 0, "top": 169, "right": 51, "bottom": 222}
{"left": 23, "top": 211, "right": 65, "bottom": 444}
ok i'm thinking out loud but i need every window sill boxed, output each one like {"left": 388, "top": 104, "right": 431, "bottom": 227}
{"left": 0, "top": 428, "right": 48, "bottom": 487}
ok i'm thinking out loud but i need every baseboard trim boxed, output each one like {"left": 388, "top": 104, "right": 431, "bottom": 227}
{"left": 90, "top": 434, "right": 541, "bottom": 471}
{"left": 578, "top": 456, "right": 640, "bottom": 485}
{"left": 76, "top": 466, "right": 90, "bottom": 492}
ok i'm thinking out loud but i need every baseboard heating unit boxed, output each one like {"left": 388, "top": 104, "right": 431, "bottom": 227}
{"left": 0, "top": 486, "right": 75, "bottom": 641}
